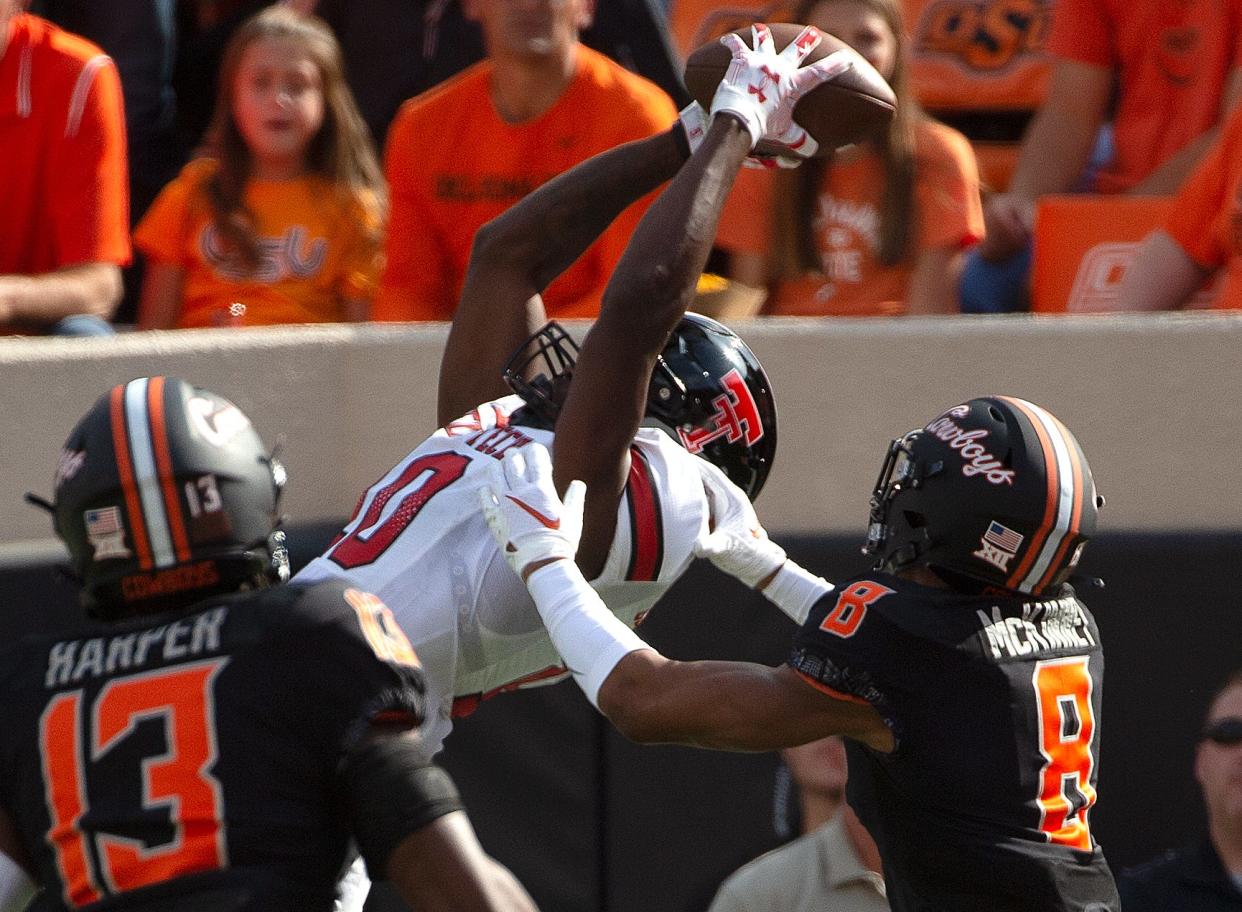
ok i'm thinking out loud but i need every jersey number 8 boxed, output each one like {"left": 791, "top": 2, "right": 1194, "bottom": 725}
{"left": 1032, "top": 656, "right": 1098, "bottom": 851}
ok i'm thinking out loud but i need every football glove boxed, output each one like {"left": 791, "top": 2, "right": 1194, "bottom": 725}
{"left": 680, "top": 100, "right": 803, "bottom": 169}
{"left": 480, "top": 444, "right": 585, "bottom": 579}
{"left": 710, "top": 24, "right": 854, "bottom": 154}
{"left": 694, "top": 457, "right": 787, "bottom": 588}
{"left": 758, "top": 44, "right": 855, "bottom": 160}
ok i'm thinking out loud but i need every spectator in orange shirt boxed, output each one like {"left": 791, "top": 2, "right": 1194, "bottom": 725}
{"left": 373, "top": 0, "right": 678, "bottom": 323}
{"left": 303, "top": 0, "right": 686, "bottom": 150}
{"left": 135, "top": 6, "right": 385, "bottom": 329}
{"left": 725, "top": 0, "right": 983, "bottom": 316}
{"left": 1117, "top": 104, "right": 1242, "bottom": 311}
{"left": 962, "top": 0, "right": 1242, "bottom": 313}
{"left": 0, "top": 0, "right": 129, "bottom": 336}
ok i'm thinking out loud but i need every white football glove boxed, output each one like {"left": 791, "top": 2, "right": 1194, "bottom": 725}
{"left": 480, "top": 444, "right": 585, "bottom": 579}
{"left": 759, "top": 43, "right": 856, "bottom": 160}
{"left": 681, "top": 99, "right": 803, "bottom": 169}
{"left": 710, "top": 24, "right": 855, "bottom": 154}
{"left": 694, "top": 457, "right": 787, "bottom": 588}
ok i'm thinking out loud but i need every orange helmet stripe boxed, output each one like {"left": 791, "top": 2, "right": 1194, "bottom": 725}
{"left": 999, "top": 397, "right": 1085, "bottom": 594}
{"left": 147, "top": 377, "right": 192, "bottom": 564}
{"left": 109, "top": 385, "right": 153, "bottom": 570}
{"left": 123, "top": 379, "right": 178, "bottom": 568}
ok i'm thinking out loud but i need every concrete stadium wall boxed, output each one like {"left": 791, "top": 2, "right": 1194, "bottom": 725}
{"left": 2, "top": 315, "right": 1240, "bottom": 910}
{"left": 3, "top": 312, "right": 1241, "bottom": 557}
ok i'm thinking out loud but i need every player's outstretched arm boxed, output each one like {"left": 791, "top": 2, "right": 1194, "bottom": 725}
{"left": 480, "top": 447, "right": 893, "bottom": 754}
{"left": 694, "top": 459, "right": 836, "bottom": 626}
{"left": 437, "top": 125, "right": 690, "bottom": 426}
{"left": 556, "top": 26, "right": 841, "bottom": 576}
{"left": 341, "top": 728, "right": 539, "bottom": 912}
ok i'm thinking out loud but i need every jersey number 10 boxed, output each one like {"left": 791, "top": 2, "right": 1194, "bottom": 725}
{"left": 329, "top": 452, "right": 471, "bottom": 570}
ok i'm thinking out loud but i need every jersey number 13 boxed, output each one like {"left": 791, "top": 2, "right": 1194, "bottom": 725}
{"left": 40, "top": 659, "right": 228, "bottom": 907}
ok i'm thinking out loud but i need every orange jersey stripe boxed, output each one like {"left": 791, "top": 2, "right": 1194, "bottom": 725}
{"left": 110, "top": 385, "right": 152, "bottom": 570}
{"left": 794, "top": 670, "right": 872, "bottom": 706}
{"left": 146, "top": 377, "right": 192, "bottom": 563}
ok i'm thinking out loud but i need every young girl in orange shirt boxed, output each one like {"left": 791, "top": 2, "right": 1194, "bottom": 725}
{"left": 136, "top": 7, "right": 385, "bottom": 329}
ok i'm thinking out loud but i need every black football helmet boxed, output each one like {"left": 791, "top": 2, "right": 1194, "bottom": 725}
{"left": 503, "top": 313, "right": 777, "bottom": 499}
{"left": 863, "top": 396, "right": 1101, "bottom": 597}
{"left": 47, "top": 377, "right": 288, "bottom": 618}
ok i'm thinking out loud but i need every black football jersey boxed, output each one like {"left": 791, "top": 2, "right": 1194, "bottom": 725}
{"left": 0, "top": 580, "right": 425, "bottom": 912}
{"left": 790, "top": 572, "right": 1120, "bottom": 912}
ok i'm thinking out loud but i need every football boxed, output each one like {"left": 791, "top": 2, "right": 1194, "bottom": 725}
{"left": 683, "top": 23, "right": 897, "bottom": 156}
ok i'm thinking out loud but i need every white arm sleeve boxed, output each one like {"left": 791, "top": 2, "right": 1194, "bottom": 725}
{"left": 0, "top": 854, "right": 35, "bottom": 912}
{"left": 761, "top": 560, "right": 834, "bottom": 626}
{"left": 526, "top": 560, "right": 654, "bottom": 708}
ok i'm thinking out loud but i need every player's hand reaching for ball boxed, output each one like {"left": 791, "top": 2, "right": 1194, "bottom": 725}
{"left": 481, "top": 445, "right": 585, "bottom": 581}
{"left": 710, "top": 24, "right": 855, "bottom": 158}
{"left": 694, "top": 458, "right": 788, "bottom": 588}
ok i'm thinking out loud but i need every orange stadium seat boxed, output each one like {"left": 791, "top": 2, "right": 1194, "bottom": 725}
{"left": 1030, "top": 195, "right": 1220, "bottom": 312}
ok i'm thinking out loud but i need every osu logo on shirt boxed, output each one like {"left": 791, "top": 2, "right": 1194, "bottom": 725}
{"left": 916, "top": 0, "right": 1050, "bottom": 72}
{"left": 200, "top": 224, "right": 327, "bottom": 282}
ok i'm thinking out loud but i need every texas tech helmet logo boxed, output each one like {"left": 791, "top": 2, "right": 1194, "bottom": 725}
{"left": 678, "top": 369, "right": 765, "bottom": 454}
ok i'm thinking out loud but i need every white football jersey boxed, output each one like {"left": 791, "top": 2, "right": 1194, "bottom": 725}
{"left": 295, "top": 395, "right": 709, "bottom": 755}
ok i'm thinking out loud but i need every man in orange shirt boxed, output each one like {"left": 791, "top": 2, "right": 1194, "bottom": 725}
{"left": 373, "top": 0, "right": 677, "bottom": 323}
{"left": 0, "top": 0, "right": 130, "bottom": 335}
{"left": 962, "top": 0, "right": 1242, "bottom": 312}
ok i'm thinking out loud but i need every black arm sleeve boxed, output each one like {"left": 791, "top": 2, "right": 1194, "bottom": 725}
{"left": 338, "top": 735, "right": 465, "bottom": 878}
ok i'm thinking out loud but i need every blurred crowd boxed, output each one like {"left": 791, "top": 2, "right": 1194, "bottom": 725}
{"left": 3, "top": 0, "right": 1241, "bottom": 337}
